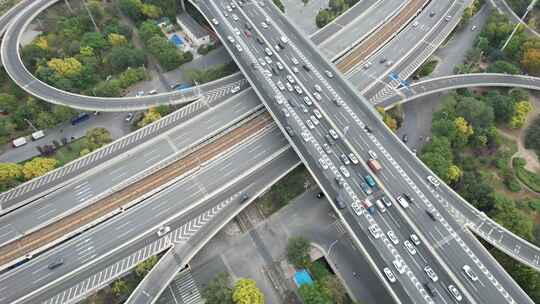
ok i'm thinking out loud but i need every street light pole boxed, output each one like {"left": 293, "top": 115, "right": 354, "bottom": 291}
{"left": 501, "top": 0, "right": 538, "bottom": 51}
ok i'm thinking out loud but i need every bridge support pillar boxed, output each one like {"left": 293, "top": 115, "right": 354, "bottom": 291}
{"left": 180, "top": 0, "right": 186, "bottom": 11}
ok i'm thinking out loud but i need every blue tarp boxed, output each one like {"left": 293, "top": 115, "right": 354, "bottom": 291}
{"left": 169, "top": 34, "right": 184, "bottom": 46}
{"left": 294, "top": 270, "right": 314, "bottom": 287}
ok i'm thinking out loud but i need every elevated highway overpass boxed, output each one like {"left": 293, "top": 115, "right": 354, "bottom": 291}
{"left": 3, "top": 0, "right": 540, "bottom": 302}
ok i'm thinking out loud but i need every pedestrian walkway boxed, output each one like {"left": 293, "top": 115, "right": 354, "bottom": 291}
{"left": 170, "top": 268, "right": 203, "bottom": 304}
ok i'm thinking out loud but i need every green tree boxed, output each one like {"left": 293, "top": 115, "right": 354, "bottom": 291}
{"left": 485, "top": 91, "right": 516, "bottom": 123}
{"left": 94, "top": 79, "right": 121, "bottom": 97}
{"left": 111, "top": 279, "right": 130, "bottom": 298}
{"left": 138, "top": 107, "right": 162, "bottom": 127}
{"left": 272, "top": 0, "right": 285, "bottom": 12}
{"left": 135, "top": 255, "right": 158, "bottom": 277}
{"left": 0, "top": 94, "right": 19, "bottom": 114}
{"left": 456, "top": 96, "right": 494, "bottom": 129}
{"left": 232, "top": 279, "right": 264, "bottom": 304}
{"left": 47, "top": 57, "right": 83, "bottom": 78}
{"left": 139, "top": 21, "right": 163, "bottom": 42}
{"left": 202, "top": 273, "right": 234, "bottom": 304}
{"left": 36, "top": 111, "right": 58, "bottom": 129}
{"left": 0, "top": 118, "right": 16, "bottom": 138}
{"left": 525, "top": 116, "right": 540, "bottom": 157}
{"left": 298, "top": 283, "right": 332, "bottom": 304}
{"left": 120, "top": 0, "right": 143, "bottom": 21}
{"left": 286, "top": 236, "right": 311, "bottom": 268}
{"left": 81, "top": 32, "right": 108, "bottom": 51}
{"left": 84, "top": 127, "right": 112, "bottom": 151}
{"left": 447, "top": 165, "right": 463, "bottom": 183}
{"left": 486, "top": 60, "right": 521, "bottom": 74}
{"left": 315, "top": 9, "right": 334, "bottom": 28}
{"left": 108, "top": 33, "right": 128, "bottom": 47}
{"left": 22, "top": 157, "right": 57, "bottom": 180}
{"left": 320, "top": 276, "right": 346, "bottom": 304}
{"left": 52, "top": 105, "right": 77, "bottom": 123}
{"left": 509, "top": 100, "right": 532, "bottom": 129}
{"left": 0, "top": 163, "right": 24, "bottom": 189}
{"left": 141, "top": 4, "right": 162, "bottom": 19}
{"left": 109, "top": 46, "right": 145, "bottom": 73}
{"left": 490, "top": 194, "right": 534, "bottom": 241}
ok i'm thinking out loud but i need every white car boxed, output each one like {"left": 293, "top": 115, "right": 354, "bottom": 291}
{"left": 226, "top": 5, "right": 232, "bottom": 11}
{"left": 368, "top": 150, "right": 378, "bottom": 160}
{"left": 339, "top": 166, "right": 350, "bottom": 178}
{"left": 264, "top": 56, "right": 272, "bottom": 64}
{"left": 231, "top": 85, "right": 241, "bottom": 94}
{"left": 286, "top": 75, "right": 295, "bottom": 84}
{"left": 310, "top": 115, "right": 319, "bottom": 125}
{"left": 276, "top": 62, "right": 284, "bottom": 70}
{"left": 410, "top": 233, "right": 421, "bottom": 246}
{"left": 136, "top": 91, "right": 144, "bottom": 97}
{"left": 313, "top": 109, "right": 323, "bottom": 119}
{"left": 322, "top": 143, "right": 332, "bottom": 154}
{"left": 383, "top": 267, "right": 396, "bottom": 283}
{"left": 294, "top": 85, "right": 303, "bottom": 95}
{"left": 462, "top": 265, "right": 478, "bottom": 282}
{"left": 424, "top": 266, "right": 438, "bottom": 282}
{"left": 313, "top": 92, "right": 322, "bottom": 101}
{"left": 318, "top": 158, "right": 328, "bottom": 170}
{"left": 324, "top": 70, "right": 334, "bottom": 78}
{"left": 292, "top": 66, "right": 299, "bottom": 73}
{"left": 212, "top": 18, "right": 219, "bottom": 25}
{"left": 233, "top": 27, "right": 240, "bottom": 35}
{"left": 280, "top": 36, "right": 288, "bottom": 44}
{"left": 258, "top": 58, "right": 266, "bottom": 66}
{"left": 265, "top": 48, "right": 273, "bottom": 56}
{"left": 291, "top": 56, "right": 299, "bottom": 65}
{"left": 230, "top": 2, "right": 236, "bottom": 8}
{"left": 427, "top": 175, "right": 440, "bottom": 188}
{"left": 261, "top": 22, "right": 268, "bottom": 28}
{"left": 286, "top": 82, "right": 293, "bottom": 92}
{"left": 387, "top": 230, "right": 399, "bottom": 245}
{"left": 404, "top": 240, "right": 416, "bottom": 255}
{"left": 281, "top": 108, "right": 289, "bottom": 117}
{"left": 232, "top": 14, "right": 239, "bottom": 21}
{"left": 157, "top": 226, "right": 171, "bottom": 237}
{"left": 448, "top": 285, "right": 463, "bottom": 302}
{"left": 369, "top": 225, "right": 381, "bottom": 239}
{"left": 329, "top": 129, "right": 339, "bottom": 140}
{"left": 363, "top": 62, "right": 372, "bottom": 69}
{"left": 303, "top": 96, "right": 313, "bottom": 106}
{"left": 393, "top": 259, "right": 405, "bottom": 274}
{"left": 351, "top": 203, "right": 363, "bottom": 216}
{"left": 235, "top": 44, "right": 243, "bottom": 52}
{"left": 277, "top": 81, "right": 285, "bottom": 91}
{"left": 306, "top": 119, "right": 315, "bottom": 130}
{"left": 227, "top": 35, "right": 235, "bottom": 43}
{"left": 348, "top": 153, "right": 359, "bottom": 165}
{"left": 314, "top": 84, "right": 322, "bottom": 92}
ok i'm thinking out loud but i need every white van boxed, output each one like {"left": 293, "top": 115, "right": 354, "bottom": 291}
{"left": 375, "top": 199, "right": 386, "bottom": 213}
{"left": 396, "top": 196, "right": 409, "bottom": 209}
{"left": 31, "top": 130, "right": 45, "bottom": 141}
{"left": 12, "top": 137, "right": 27, "bottom": 148}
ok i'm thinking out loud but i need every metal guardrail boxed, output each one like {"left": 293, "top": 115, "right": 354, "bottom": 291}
{"left": 0, "top": 77, "right": 246, "bottom": 215}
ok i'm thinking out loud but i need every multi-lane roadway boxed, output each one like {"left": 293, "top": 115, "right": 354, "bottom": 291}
{"left": 198, "top": 0, "right": 535, "bottom": 303}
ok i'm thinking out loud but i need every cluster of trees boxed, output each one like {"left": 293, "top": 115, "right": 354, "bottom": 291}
{"left": 138, "top": 21, "right": 193, "bottom": 71}
{"left": 456, "top": 12, "right": 540, "bottom": 76}
{"left": 525, "top": 116, "right": 540, "bottom": 159}
{"left": 0, "top": 92, "right": 78, "bottom": 139}
{"left": 136, "top": 105, "right": 170, "bottom": 128}
{"left": 286, "top": 237, "right": 349, "bottom": 304}
{"left": 420, "top": 90, "right": 540, "bottom": 302}
{"left": 0, "top": 158, "right": 57, "bottom": 191}
{"left": 202, "top": 273, "right": 264, "bottom": 304}
{"left": 184, "top": 61, "right": 239, "bottom": 84}
{"left": 22, "top": 5, "right": 147, "bottom": 97}
{"left": 315, "top": 0, "right": 360, "bottom": 28}
{"left": 421, "top": 89, "right": 530, "bottom": 185}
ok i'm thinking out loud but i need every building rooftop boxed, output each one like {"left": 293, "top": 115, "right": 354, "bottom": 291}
{"left": 177, "top": 12, "right": 208, "bottom": 39}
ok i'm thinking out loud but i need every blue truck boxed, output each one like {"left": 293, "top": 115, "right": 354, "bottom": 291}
{"left": 70, "top": 113, "right": 90, "bottom": 125}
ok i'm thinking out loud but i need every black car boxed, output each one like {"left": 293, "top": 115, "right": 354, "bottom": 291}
{"left": 335, "top": 196, "right": 346, "bottom": 209}
{"left": 316, "top": 192, "right": 325, "bottom": 199}
{"left": 402, "top": 134, "right": 408, "bottom": 143}
{"left": 302, "top": 64, "right": 311, "bottom": 72}
{"left": 285, "top": 126, "right": 295, "bottom": 137}
{"left": 379, "top": 58, "right": 387, "bottom": 64}
{"left": 403, "top": 193, "right": 414, "bottom": 203}
{"left": 256, "top": 36, "right": 264, "bottom": 44}
{"left": 425, "top": 209, "right": 437, "bottom": 221}
{"left": 364, "top": 125, "right": 372, "bottom": 133}
{"left": 277, "top": 42, "right": 285, "bottom": 49}
{"left": 429, "top": 11, "right": 436, "bottom": 17}
{"left": 244, "top": 22, "right": 252, "bottom": 30}
{"left": 240, "top": 193, "right": 250, "bottom": 203}
{"left": 425, "top": 282, "right": 437, "bottom": 297}
{"left": 48, "top": 258, "right": 64, "bottom": 270}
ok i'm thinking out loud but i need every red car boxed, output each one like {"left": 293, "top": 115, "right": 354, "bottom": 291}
{"left": 244, "top": 30, "right": 251, "bottom": 37}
